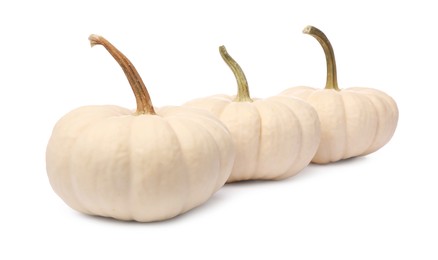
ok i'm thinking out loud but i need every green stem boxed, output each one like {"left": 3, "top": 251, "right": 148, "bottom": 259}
{"left": 303, "top": 26, "right": 340, "bottom": 91}
{"left": 88, "top": 34, "right": 156, "bottom": 115}
{"left": 219, "top": 46, "right": 253, "bottom": 102}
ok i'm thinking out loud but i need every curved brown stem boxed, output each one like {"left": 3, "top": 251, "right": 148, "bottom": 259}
{"left": 89, "top": 34, "right": 156, "bottom": 114}
{"left": 303, "top": 26, "right": 340, "bottom": 91}
{"left": 219, "top": 46, "right": 253, "bottom": 102}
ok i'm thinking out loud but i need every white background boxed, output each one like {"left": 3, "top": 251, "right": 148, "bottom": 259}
{"left": 1, "top": 0, "right": 437, "bottom": 259}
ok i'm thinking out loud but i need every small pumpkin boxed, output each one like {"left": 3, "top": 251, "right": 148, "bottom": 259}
{"left": 280, "top": 26, "right": 398, "bottom": 164}
{"left": 185, "top": 46, "right": 320, "bottom": 182}
{"left": 46, "top": 35, "right": 235, "bottom": 222}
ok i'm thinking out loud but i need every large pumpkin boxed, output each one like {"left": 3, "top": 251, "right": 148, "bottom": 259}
{"left": 185, "top": 46, "right": 320, "bottom": 182}
{"left": 46, "top": 35, "right": 235, "bottom": 222}
{"left": 280, "top": 26, "right": 398, "bottom": 164}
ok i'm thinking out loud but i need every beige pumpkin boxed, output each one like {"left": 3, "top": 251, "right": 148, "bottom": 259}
{"left": 280, "top": 26, "right": 398, "bottom": 164}
{"left": 185, "top": 46, "right": 320, "bottom": 182}
{"left": 46, "top": 35, "right": 235, "bottom": 222}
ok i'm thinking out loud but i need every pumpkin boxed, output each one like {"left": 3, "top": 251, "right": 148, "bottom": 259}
{"left": 185, "top": 46, "right": 320, "bottom": 182}
{"left": 280, "top": 26, "right": 398, "bottom": 164}
{"left": 46, "top": 35, "right": 235, "bottom": 222}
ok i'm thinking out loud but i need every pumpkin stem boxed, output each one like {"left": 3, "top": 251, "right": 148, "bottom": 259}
{"left": 219, "top": 46, "right": 253, "bottom": 102}
{"left": 88, "top": 34, "right": 156, "bottom": 115}
{"left": 303, "top": 26, "right": 340, "bottom": 91}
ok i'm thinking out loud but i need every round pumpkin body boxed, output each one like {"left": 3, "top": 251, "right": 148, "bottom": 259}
{"left": 46, "top": 105, "right": 235, "bottom": 222}
{"left": 280, "top": 86, "right": 398, "bottom": 164}
{"left": 186, "top": 94, "right": 320, "bottom": 182}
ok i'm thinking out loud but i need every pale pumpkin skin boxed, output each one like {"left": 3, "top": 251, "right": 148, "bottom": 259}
{"left": 46, "top": 35, "right": 235, "bottom": 222}
{"left": 280, "top": 87, "right": 398, "bottom": 164}
{"left": 185, "top": 47, "right": 320, "bottom": 182}
{"left": 280, "top": 26, "right": 398, "bottom": 164}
